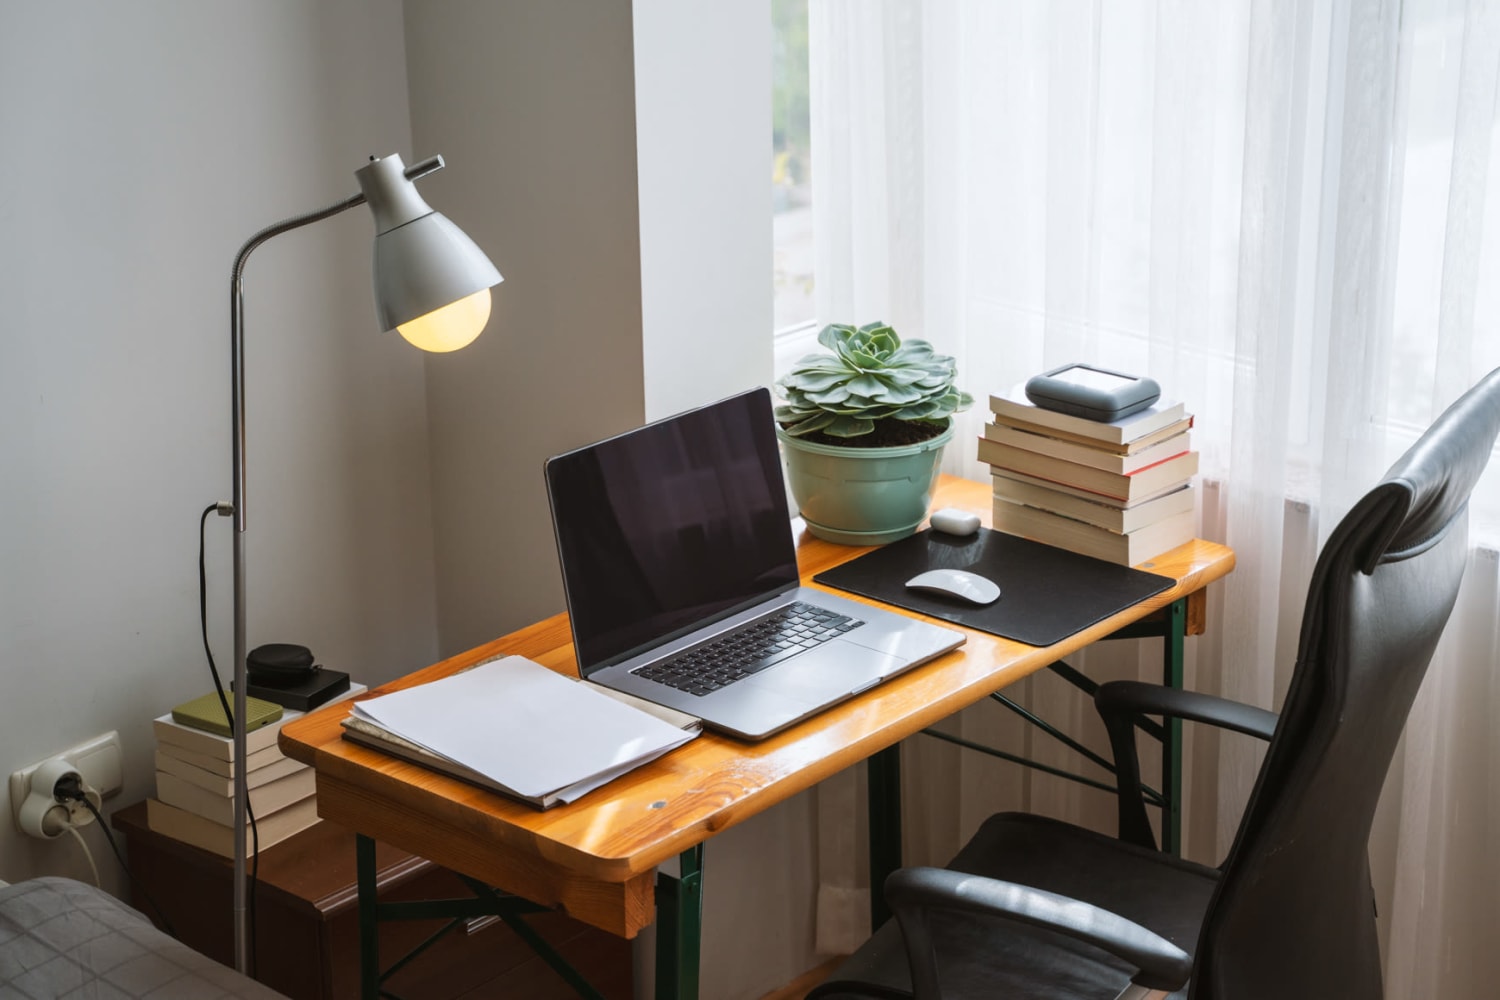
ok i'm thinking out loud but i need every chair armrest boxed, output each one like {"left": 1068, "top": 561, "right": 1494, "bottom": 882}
{"left": 885, "top": 867, "right": 1192, "bottom": 998}
{"left": 1095, "top": 680, "right": 1278, "bottom": 849}
{"left": 1095, "top": 681, "right": 1278, "bottom": 741}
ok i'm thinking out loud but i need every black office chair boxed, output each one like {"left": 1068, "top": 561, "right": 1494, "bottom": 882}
{"left": 808, "top": 368, "right": 1500, "bottom": 1000}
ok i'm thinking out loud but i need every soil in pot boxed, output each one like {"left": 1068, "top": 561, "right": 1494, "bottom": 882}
{"left": 785, "top": 417, "right": 948, "bottom": 449}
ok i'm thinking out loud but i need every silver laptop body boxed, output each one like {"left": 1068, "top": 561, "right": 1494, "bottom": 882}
{"left": 544, "top": 388, "right": 965, "bottom": 741}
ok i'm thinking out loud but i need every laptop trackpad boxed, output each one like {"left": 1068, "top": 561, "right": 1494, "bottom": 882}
{"left": 742, "top": 643, "right": 899, "bottom": 706}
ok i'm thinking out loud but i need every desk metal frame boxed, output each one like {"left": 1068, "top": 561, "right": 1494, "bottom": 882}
{"left": 284, "top": 478, "right": 1233, "bottom": 1000}
{"left": 350, "top": 598, "right": 1190, "bottom": 999}
{"left": 868, "top": 597, "right": 1187, "bottom": 930}
{"left": 353, "top": 834, "right": 620, "bottom": 1000}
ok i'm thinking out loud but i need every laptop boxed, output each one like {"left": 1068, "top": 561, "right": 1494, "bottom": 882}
{"left": 544, "top": 387, "right": 966, "bottom": 741}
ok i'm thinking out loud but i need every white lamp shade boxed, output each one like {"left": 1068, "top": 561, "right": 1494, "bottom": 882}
{"left": 354, "top": 153, "right": 502, "bottom": 348}
{"left": 372, "top": 212, "right": 503, "bottom": 335}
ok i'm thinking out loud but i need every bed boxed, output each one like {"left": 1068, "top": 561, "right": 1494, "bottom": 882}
{"left": 0, "top": 877, "right": 284, "bottom": 998}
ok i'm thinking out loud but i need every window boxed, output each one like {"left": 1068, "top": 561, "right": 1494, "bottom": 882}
{"left": 772, "top": 0, "right": 814, "bottom": 341}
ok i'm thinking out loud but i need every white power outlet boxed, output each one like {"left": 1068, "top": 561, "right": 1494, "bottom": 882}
{"left": 9, "top": 731, "right": 124, "bottom": 839}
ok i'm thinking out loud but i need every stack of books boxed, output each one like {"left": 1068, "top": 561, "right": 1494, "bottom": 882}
{"left": 146, "top": 685, "right": 363, "bottom": 857}
{"left": 979, "top": 387, "right": 1198, "bottom": 566}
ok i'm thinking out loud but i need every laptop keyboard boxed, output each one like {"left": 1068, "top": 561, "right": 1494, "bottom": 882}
{"left": 633, "top": 602, "right": 865, "bottom": 696}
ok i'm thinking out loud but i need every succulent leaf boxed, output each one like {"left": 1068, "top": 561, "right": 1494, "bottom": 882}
{"left": 784, "top": 410, "right": 838, "bottom": 435}
{"left": 824, "top": 415, "right": 876, "bottom": 437}
{"left": 805, "top": 386, "right": 852, "bottom": 406}
{"left": 774, "top": 322, "right": 972, "bottom": 439}
{"left": 816, "top": 324, "right": 857, "bottom": 352}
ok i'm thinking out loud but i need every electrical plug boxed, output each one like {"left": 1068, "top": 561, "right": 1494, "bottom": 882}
{"left": 16, "top": 760, "right": 100, "bottom": 839}
{"left": 52, "top": 773, "right": 100, "bottom": 832}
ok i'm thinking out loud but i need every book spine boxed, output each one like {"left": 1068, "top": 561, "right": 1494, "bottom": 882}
{"left": 982, "top": 424, "right": 1128, "bottom": 471}
{"left": 988, "top": 394, "right": 1189, "bottom": 446}
{"left": 983, "top": 424, "right": 1190, "bottom": 474}
{"left": 991, "top": 499, "right": 1122, "bottom": 553}
{"left": 152, "top": 717, "right": 287, "bottom": 761}
{"left": 155, "top": 768, "right": 316, "bottom": 825}
{"left": 982, "top": 446, "right": 1197, "bottom": 502}
{"left": 989, "top": 395, "right": 1129, "bottom": 444}
{"left": 990, "top": 469, "right": 1130, "bottom": 506}
{"left": 154, "top": 749, "right": 307, "bottom": 795}
{"left": 154, "top": 740, "right": 288, "bottom": 778}
{"left": 991, "top": 476, "right": 1197, "bottom": 532}
{"left": 145, "top": 797, "right": 319, "bottom": 858}
{"left": 993, "top": 501, "right": 1195, "bottom": 566}
{"left": 991, "top": 480, "right": 1128, "bottom": 530}
{"left": 979, "top": 439, "right": 1178, "bottom": 497}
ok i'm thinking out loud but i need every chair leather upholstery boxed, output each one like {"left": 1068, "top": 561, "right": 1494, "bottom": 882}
{"left": 811, "top": 368, "right": 1500, "bottom": 1000}
{"left": 1198, "top": 369, "right": 1500, "bottom": 998}
{"left": 818, "top": 814, "right": 1217, "bottom": 999}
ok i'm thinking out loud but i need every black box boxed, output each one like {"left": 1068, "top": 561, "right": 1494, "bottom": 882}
{"left": 238, "top": 669, "right": 351, "bottom": 712}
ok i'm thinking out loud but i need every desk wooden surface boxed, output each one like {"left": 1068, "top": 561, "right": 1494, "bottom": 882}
{"left": 280, "top": 476, "right": 1234, "bottom": 939}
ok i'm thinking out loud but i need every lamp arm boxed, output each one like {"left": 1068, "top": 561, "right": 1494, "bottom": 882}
{"left": 224, "top": 187, "right": 364, "bottom": 975}
{"left": 222, "top": 153, "right": 452, "bottom": 973}
{"left": 230, "top": 190, "right": 366, "bottom": 530}
{"left": 229, "top": 149, "right": 448, "bottom": 528}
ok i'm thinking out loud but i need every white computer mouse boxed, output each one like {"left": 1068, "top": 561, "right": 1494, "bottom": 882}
{"left": 904, "top": 568, "right": 1001, "bottom": 606}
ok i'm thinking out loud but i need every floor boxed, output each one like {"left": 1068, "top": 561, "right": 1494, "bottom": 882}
{"left": 381, "top": 911, "right": 633, "bottom": 998}
{"left": 759, "top": 957, "right": 844, "bottom": 1000}
{"left": 436, "top": 937, "right": 840, "bottom": 999}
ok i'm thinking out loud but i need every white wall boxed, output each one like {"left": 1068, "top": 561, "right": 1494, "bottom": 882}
{"left": 2, "top": 1, "right": 820, "bottom": 993}
{"left": 403, "top": 0, "right": 648, "bottom": 653}
{"left": 0, "top": 1, "right": 439, "bottom": 891}
{"left": 633, "top": 6, "right": 824, "bottom": 999}
{"left": 408, "top": 1, "right": 815, "bottom": 996}
{"left": 635, "top": 0, "right": 776, "bottom": 419}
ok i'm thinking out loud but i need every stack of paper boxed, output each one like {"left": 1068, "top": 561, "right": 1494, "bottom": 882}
{"left": 343, "top": 656, "right": 699, "bottom": 809}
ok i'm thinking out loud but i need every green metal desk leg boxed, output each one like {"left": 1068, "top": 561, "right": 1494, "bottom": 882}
{"left": 356, "top": 833, "right": 379, "bottom": 1000}
{"left": 868, "top": 744, "right": 902, "bottom": 929}
{"left": 1161, "top": 598, "right": 1186, "bottom": 855}
{"left": 655, "top": 845, "right": 703, "bottom": 1000}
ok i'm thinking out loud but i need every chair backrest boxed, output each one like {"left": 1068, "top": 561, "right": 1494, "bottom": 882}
{"left": 1193, "top": 369, "right": 1500, "bottom": 998}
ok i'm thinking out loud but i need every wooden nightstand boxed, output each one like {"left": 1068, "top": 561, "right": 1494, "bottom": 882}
{"left": 111, "top": 801, "right": 633, "bottom": 999}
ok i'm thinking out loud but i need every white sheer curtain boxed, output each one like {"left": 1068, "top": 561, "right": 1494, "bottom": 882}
{"left": 808, "top": 0, "right": 1500, "bottom": 992}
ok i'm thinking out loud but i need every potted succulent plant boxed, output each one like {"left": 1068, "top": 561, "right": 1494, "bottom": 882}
{"left": 775, "top": 321, "right": 972, "bottom": 544}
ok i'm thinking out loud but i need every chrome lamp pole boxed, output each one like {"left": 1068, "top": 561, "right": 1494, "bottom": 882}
{"left": 223, "top": 153, "right": 500, "bottom": 972}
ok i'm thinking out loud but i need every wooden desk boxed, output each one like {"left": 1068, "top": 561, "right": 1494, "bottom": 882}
{"left": 280, "top": 475, "right": 1234, "bottom": 999}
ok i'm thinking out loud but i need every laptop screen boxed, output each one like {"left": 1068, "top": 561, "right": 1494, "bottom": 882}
{"left": 545, "top": 388, "right": 801, "bottom": 675}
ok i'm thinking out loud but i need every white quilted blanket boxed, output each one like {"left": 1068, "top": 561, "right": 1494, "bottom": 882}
{"left": 0, "top": 878, "right": 284, "bottom": 999}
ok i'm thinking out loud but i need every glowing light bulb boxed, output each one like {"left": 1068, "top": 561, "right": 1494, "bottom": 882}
{"left": 396, "top": 288, "right": 491, "bottom": 352}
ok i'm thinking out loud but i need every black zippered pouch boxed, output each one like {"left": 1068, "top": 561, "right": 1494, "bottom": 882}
{"left": 246, "top": 642, "right": 320, "bottom": 688}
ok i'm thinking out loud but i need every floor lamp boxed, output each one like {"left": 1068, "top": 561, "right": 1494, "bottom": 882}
{"left": 224, "top": 152, "right": 500, "bottom": 972}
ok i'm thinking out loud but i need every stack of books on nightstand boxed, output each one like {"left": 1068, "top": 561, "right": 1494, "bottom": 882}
{"left": 979, "top": 387, "right": 1199, "bottom": 566}
{"left": 146, "top": 685, "right": 363, "bottom": 858}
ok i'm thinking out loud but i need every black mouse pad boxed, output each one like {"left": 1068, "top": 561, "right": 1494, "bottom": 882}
{"left": 813, "top": 528, "right": 1174, "bottom": 647}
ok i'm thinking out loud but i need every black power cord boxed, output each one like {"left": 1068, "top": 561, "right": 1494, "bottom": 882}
{"left": 53, "top": 777, "right": 179, "bottom": 941}
{"left": 198, "top": 503, "right": 261, "bottom": 976}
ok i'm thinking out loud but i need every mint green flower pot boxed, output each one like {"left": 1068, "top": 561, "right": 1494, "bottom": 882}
{"left": 776, "top": 421, "right": 954, "bottom": 545}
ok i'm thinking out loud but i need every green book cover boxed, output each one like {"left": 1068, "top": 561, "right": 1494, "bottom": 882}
{"left": 171, "top": 691, "right": 283, "bottom": 738}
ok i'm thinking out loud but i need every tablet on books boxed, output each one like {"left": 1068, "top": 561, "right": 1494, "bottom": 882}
{"left": 544, "top": 388, "right": 966, "bottom": 742}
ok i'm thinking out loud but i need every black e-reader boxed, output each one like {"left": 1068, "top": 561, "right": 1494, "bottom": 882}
{"left": 1024, "top": 363, "right": 1161, "bottom": 422}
